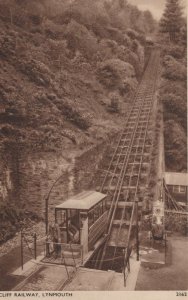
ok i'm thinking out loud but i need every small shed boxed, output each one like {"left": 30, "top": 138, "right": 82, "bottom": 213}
{"left": 165, "top": 172, "right": 188, "bottom": 204}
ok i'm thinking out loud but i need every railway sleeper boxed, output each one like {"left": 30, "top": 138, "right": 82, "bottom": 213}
{"left": 107, "top": 201, "right": 143, "bottom": 209}
{"left": 112, "top": 220, "right": 142, "bottom": 226}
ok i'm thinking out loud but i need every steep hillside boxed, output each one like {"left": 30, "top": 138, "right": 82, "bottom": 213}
{"left": 0, "top": 0, "right": 157, "bottom": 155}
{"left": 0, "top": 0, "right": 157, "bottom": 242}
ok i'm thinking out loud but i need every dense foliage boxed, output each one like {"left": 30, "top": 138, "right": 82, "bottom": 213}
{"left": 0, "top": 0, "right": 157, "bottom": 154}
{"left": 159, "top": 3, "right": 187, "bottom": 172}
{"left": 0, "top": 0, "right": 157, "bottom": 242}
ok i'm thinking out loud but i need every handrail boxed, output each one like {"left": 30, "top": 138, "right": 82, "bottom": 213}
{"left": 89, "top": 211, "right": 107, "bottom": 232}
{"left": 60, "top": 244, "right": 70, "bottom": 279}
{"left": 123, "top": 201, "right": 136, "bottom": 286}
{"left": 22, "top": 234, "right": 34, "bottom": 257}
{"left": 69, "top": 242, "right": 77, "bottom": 270}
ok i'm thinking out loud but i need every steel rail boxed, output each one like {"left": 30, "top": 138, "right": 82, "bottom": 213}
{"left": 110, "top": 51, "right": 160, "bottom": 269}
{"left": 97, "top": 50, "right": 160, "bottom": 270}
{"left": 98, "top": 51, "right": 160, "bottom": 269}
{"left": 100, "top": 85, "right": 148, "bottom": 193}
{"left": 110, "top": 109, "right": 152, "bottom": 269}
{"left": 100, "top": 64, "right": 154, "bottom": 192}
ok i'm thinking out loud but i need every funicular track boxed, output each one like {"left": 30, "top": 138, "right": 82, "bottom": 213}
{"left": 86, "top": 50, "right": 161, "bottom": 272}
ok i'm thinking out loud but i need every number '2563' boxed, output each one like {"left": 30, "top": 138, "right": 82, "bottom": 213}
{"left": 176, "top": 292, "right": 187, "bottom": 297}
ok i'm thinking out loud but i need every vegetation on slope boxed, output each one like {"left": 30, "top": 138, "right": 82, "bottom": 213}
{"left": 0, "top": 0, "right": 157, "bottom": 154}
{"left": 158, "top": 0, "right": 187, "bottom": 172}
{"left": 0, "top": 0, "right": 157, "bottom": 243}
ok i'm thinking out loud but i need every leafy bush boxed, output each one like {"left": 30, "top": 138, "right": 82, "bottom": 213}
{"left": 164, "top": 120, "right": 187, "bottom": 171}
{"left": 0, "top": 203, "right": 24, "bottom": 243}
{"left": 97, "top": 58, "right": 138, "bottom": 95}
{"left": 97, "top": 39, "right": 119, "bottom": 61}
{"left": 0, "top": 29, "right": 17, "bottom": 58}
{"left": 161, "top": 93, "right": 187, "bottom": 126}
{"left": 18, "top": 58, "right": 53, "bottom": 86}
{"left": 126, "top": 28, "right": 139, "bottom": 40}
{"left": 165, "top": 214, "right": 187, "bottom": 235}
{"left": 160, "top": 79, "right": 187, "bottom": 101}
{"left": 44, "top": 39, "right": 68, "bottom": 62}
{"left": 43, "top": 19, "right": 66, "bottom": 39}
{"left": 163, "top": 45, "right": 185, "bottom": 59}
{"left": 64, "top": 19, "right": 98, "bottom": 59}
{"left": 62, "top": 101, "right": 93, "bottom": 130}
{"left": 162, "top": 55, "right": 187, "bottom": 81}
{"left": 105, "top": 26, "right": 125, "bottom": 45}
{"left": 117, "top": 47, "right": 142, "bottom": 77}
{"left": 123, "top": 33, "right": 132, "bottom": 48}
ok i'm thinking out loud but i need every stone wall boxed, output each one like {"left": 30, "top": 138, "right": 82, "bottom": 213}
{"left": 73, "top": 141, "right": 109, "bottom": 193}
{"left": 0, "top": 138, "right": 113, "bottom": 223}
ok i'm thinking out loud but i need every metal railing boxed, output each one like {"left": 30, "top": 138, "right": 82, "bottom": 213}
{"left": 20, "top": 231, "right": 37, "bottom": 270}
{"left": 123, "top": 201, "right": 136, "bottom": 286}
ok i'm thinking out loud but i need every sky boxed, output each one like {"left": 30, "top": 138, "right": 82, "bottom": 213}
{"left": 129, "top": 0, "right": 187, "bottom": 20}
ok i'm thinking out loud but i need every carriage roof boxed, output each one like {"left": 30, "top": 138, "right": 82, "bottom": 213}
{"left": 55, "top": 190, "right": 106, "bottom": 210}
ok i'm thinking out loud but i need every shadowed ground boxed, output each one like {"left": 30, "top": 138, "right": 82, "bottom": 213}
{"left": 136, "top": 235, "right": 188, "bottom": 290}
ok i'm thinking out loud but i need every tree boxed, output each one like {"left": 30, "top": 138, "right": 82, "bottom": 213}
{"left": 159, "top": 0, "right": 183, "bottom": 42}
{"left": 143, "top": 10, "right": 157, "bottom": 33}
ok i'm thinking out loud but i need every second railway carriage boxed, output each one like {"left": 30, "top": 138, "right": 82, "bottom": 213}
{"left": 45, "top": 191, "right": 108, "bottom": 266}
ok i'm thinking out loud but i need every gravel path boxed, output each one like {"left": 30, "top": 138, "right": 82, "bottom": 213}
{"left": 135, "top": 235, "right": 188, "bottom": 290}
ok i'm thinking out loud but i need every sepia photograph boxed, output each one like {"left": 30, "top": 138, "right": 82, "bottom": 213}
{"left": 0, "top": 0, "right": 187, "bottom": 297}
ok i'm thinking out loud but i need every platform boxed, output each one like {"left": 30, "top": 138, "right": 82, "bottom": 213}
{"left": 139, "top": 231, "right": 166, "bottom": 265}
{"left": 63, "top": 254, "right": 140, "bottom": 291}
{"left": 12, "top": 263, "right": 74, "bottom": 291}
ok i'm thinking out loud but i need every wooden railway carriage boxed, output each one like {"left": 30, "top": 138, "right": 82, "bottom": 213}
{"left": 45, "top": 191, "right": 108, "bottom": 265}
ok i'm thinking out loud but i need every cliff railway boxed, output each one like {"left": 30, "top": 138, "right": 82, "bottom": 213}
{"left": 11, "top": 49, "right": 187, "bottom": 291}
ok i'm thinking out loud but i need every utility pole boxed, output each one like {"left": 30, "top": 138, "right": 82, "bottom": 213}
{"left": 45, "top": 167, "right": 73, "bottom": 236}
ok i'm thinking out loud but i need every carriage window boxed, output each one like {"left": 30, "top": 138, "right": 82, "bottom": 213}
{"left": 99, "top": 202, "right": 103, "bottom": 216}
{"left": 94, "top": 204, "right": 100, "bottom": 221}
{"left": 88, "top": 209, "right": 94, "bottom": 228}
{"left": 69, "top": 209, "right": 79, "bottom": 228}
{"left": 56, "top": 210, "right": 66, "bottom": 227}
{"left": 173, "top": 186, "right": 179, "bottom": 193}
{"left": 179, "top": 186, "right": 186, "bottom": 193}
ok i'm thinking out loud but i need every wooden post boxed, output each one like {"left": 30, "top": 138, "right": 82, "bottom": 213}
{"left": 21, "top": 231, "right": 23, "bottom": 270}
{"left": 123, "top": 248, "right": 126, "bottom": 287}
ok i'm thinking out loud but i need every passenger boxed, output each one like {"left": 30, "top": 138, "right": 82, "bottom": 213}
{"left": 49, "top": 223, "right": 61, "bottom": 258}
{"left": 68, "top": 220, "right": 79, "bottom": 243}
